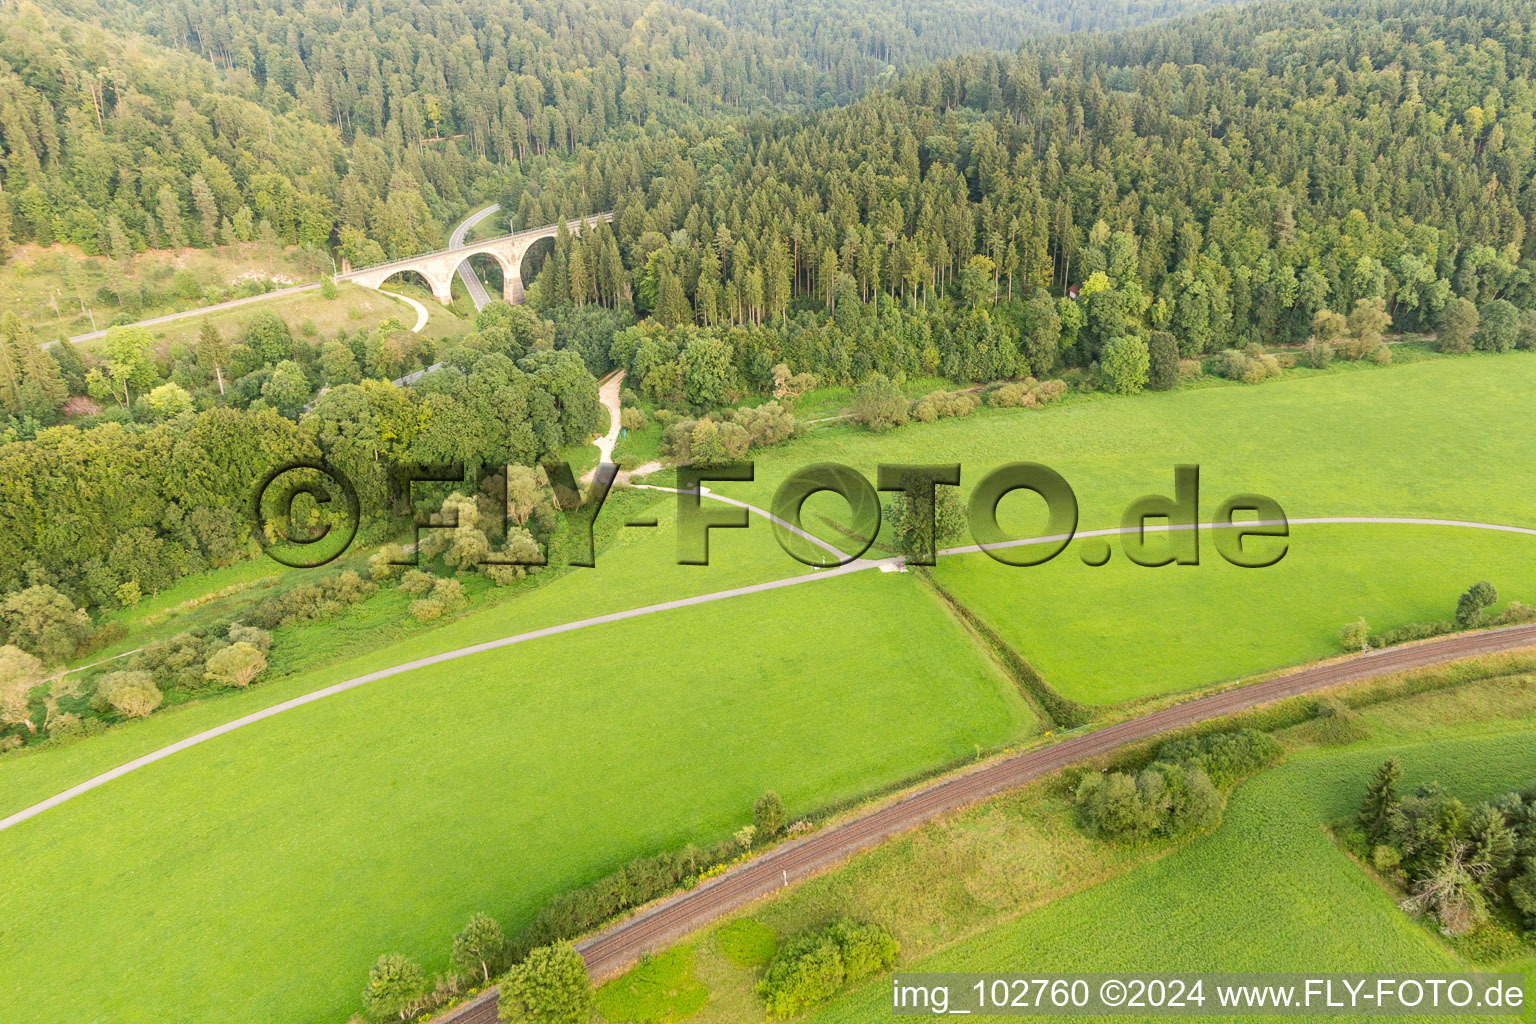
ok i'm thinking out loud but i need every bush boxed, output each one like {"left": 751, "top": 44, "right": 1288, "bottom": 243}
{"left": 758, "top": 930, "right": 844, "bottom": 1019}
{"left": 498, "top": 943, "right": 593, "bottom": 1024}
{"left": 1308, "top": 696, "right": 1370, "bottom": 745}
{"left": 1100, "top": 335, "right": 1150, "bottom": 395}
{"left": 409, "top": 577, "right": 468, "bottom": 622}
{"left": 1074, "top": 770, "right": 1166, "bottom": 839}
{"left": 1303, "top": 339, "right": 1334, "bottom": 368}
{"left": 204, "top": 641, "right": 268, "bottom": 688}
{"left": 1, "top": 584, "right": 97, "bottom": 662}
{"left": 360, "top": 953, "right": 427, "bottom": 1023}
{"left": 1456, "top": 581, "right": 1497, "bottom": 627}
{"left": 1475, "top": 299, "right": 1520, "bottom": 353}
{"left": 827, "top": 919, "right": 899, "bottom": 983}
{"left": 451, "top": 912, "right": 508, "bottom": 983}
{"left": 249, "top": 570, "right": 377, "bottom": 628}
{"left": 1155, "top": 728, "right": 1284, "bottom": 788}
{"left": 851, "top": 373, "right": 908, "bottom": 432}
{"left": 1146, "top": 331, "right": 1179, "bottom": 390}
{"left": 227, "top": 623, "right": 272, "bottom": 652}
{"left": 757, "top": 920, "right": 897, "bottom": 1019}
{"left": 754, "top": 791, "right": 787, "bottom": 840}
{"left": 990, "top": 377, "right": 1066, "bottom": 408}
{"left": 1438, "top": 297, "right": 1479, "bottom": 354}
{"left": 368, "top": 545, "right": 407, "bottom": 582}
{"left": 94, "top": 671, "right": 163, "bottom": 718}
{"left": 911, "top": 390, "right": 978, "bottom": 423}
{"left": 619, "top": 406, "right": 648, "bottom": 430}
{"left": 398, "top": 569, "right": 435, "bottom": 596}
{"left": 1340, "top": 617, "right": 1370, "bottom": 651}
{"left": 1212, "top": 345, "right": 1282, "bottom": 384}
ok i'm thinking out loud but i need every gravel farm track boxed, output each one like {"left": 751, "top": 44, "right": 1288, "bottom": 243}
{"left": 432, "top": 621, "right": 1536, "bottom": 1023}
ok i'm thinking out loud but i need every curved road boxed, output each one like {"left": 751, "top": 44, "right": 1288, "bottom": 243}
{"left": 428, "top": 619, "right": 1536, "bottom": 1024}
{"left": 449, "top": 204, "right": 502, "bottom": 310}
{"left": 5, "top": 514, "right": 1535, "bottom": 838}
{"left": 378, "top": 289, "right": 429, "bottom": 333}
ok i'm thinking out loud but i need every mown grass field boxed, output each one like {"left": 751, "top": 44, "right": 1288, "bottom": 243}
{"left": 3, "top": 349, "right": 1534, "bottom": 1024}
{"left": 806, "top": 728, "right": 1536, "bottom": 1022}
{"left": 0, "top": 570, "right": 1034, "bottom": 1024}
{"left": 937, "top": 523, "right": 1536, "bottom": 703}
{"left": 606, "top": 668, "right": 1536, "bottom": 1024}
{"left": 746, "top": 352, "right": 1536, "bottom": 530}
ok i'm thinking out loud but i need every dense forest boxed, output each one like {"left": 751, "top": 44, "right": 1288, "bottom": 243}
{"left": 4, "top": 0, "right": 1536, "bottom": 632}
{"left": 513, "top": 0, "right": 1536, "bottom": 395}
{"left": 0, "top": 0, "right": 1223, "bottom": 265}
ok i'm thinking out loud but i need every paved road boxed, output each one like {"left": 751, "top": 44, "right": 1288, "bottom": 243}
{"left": 425, "top": 620, "right": 1536, "bottom": 1024}
{"left": 5, "top": 513, "right": 1535, "bottom": 838}
{"left": 379, "top": 290, "right": 429, "bottom": 332}
{"left": 449, "top": 204, "right": 502, "bottom": 310}
{"left": 63, "top": 281, "right": 321, "bottom": 345}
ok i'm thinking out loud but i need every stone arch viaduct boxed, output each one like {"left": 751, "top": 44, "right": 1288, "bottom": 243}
{"left": 335, "top": 213, "right": 613, "bottom": 306}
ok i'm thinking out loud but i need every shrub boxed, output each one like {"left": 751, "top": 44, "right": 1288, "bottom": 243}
{"left": 1456, "top": 581, "right": 1498, "bottom": 627}
{"left": 1303, "top": 339, "right": 1334, "bottom": 368}
{"left": 1177, "top": 357, "right": 1204, "bottom": 377}
{"left": 94, "top": 670, "right": 164, "bottom": 718}
{"left": 990, "top": 377, "right": 1066, "bottom": 408}
{"left": 0, "top": 644, "right": 43, "bottom": 732}
{"left": 1, "top": 584, "right": 97, "bottom": 662}
{"left": 1309, "top": 696, "right": 1370, "bottom": 745}
{"left": 827, "top": 919, "right": 898, "bottom": 983}
{"left": 851, "top": 373, "right": 908, "bottom": 432}
{"left": 1511, "top": 859, "right": 1536, "bottom": 929}
{"left": 1100, "top": 335, "right": 1150, "bottom": 395}
{"left": 757, "top": 930, "right": 845, "bottom": 1019}
{"left": 368, "top": 545, "right": 407, "bottom": 582}
{"left": 451, "top": 912, "right": 508, "bottom": 983}
{"left": 409, "top": 579, "right": 467, "bottom": 623}
{"left": 398, "top": 570, "right": 435, "bottom": 596}
{"left": 756, "top": 920, "right": 896, "bottom": 1019}
{"left": 498, "top": 942, "right": 593, "bottom": 1024}
{"left": 1438, "top": 297, "right": 1478, "bottom": 354}
{"left": 619, "top": 406, "right": 648, "bottom": 430}
{"left": 204, "top": 641, "right": 268, "bottom": 688}
{"left": 249, "top": 570, "right": 378, "bottom": 628}
{"left": 1340, "top": 617, "right": 1370, "bottom": 651}
{"left": 360, "top": 953, "right": 427, "bottom": 1023}
{"left": 1213, "top": 346, "right": 1281, "bottom": 383}
{"left": 754, "top": 791, "right": 787, "bottom": 840}
{"left": 227, "top": 623, "right": 272, "bottom": 652}
{"left": 1155, "top": 728, "right": 1284, "bottom": 788}
{"left": 1475, "top": 299, "right": 1520, "bottom": 353}
{"left": 1074, "top": 770, "right": 1165, "bottom": 839}
{"left": 724, "top": 400, "right": 800, "bottom": 448}
{"left": 1370, "top": 343, "right": 1393, "bottom": 365}
{"left": 1517, "top": 309, "right": 1536, "bottom": 351}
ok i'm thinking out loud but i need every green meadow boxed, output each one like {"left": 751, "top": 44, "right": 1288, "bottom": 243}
{"left": 936, "top": 523, "right": 1536, "bottom": 704}
{"left": 3, "top": 352, "right": 1535, "bottom": 1024}
{"left": 0, "top": 570, "right": 1033, "bottom": 1024}
{"left": 806, "top": 728, "right": 1536, "bottom": 1023}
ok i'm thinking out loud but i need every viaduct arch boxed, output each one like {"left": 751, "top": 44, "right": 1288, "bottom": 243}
{"left": 336, "top": 213, "right": 613, "bottom": 306}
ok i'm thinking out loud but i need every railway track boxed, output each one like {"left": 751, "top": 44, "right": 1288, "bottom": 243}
{"left": 430, "top": 621, "right": 1536, "bottom": 1023}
